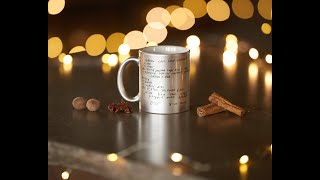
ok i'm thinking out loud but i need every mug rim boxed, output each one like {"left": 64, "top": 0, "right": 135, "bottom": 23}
{"left": 139, "top": 45, "right": 190, "bottom": 56}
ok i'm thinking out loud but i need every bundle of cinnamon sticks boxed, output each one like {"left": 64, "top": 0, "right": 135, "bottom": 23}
{"left": 197, "top": 92, "right": 245, "bottom": 117}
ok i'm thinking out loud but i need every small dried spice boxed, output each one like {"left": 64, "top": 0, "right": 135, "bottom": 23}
{"left": 86, "top": 98, "right": 101, "bottom": 112}
{"left": 72, "top": 97, "right": 87, "bottom": 110}
{"left": 108, "top": 101, "right": 133, "bottom": 113}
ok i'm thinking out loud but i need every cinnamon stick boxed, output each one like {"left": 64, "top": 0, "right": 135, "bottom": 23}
{"left": 197, "top": 103, "right": 226, "bottom": 117}
{"left": 208, "top": 92, "right": 245, "bottom": 116}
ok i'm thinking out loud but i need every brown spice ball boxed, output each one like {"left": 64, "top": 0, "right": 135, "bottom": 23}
{"left": 72, "top": 97, "right": 87, "bottom": 110}
{"left": 86, "top": 98, "right": 100, "bottom": 111}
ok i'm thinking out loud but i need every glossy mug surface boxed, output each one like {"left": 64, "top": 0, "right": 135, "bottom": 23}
{"left": 117, "top": 45, "right": 190, "bottom": 114}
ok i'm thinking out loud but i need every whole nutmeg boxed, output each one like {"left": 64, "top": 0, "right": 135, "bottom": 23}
{"left": 72, "top": 97, "right": 87, "bottom": 110}
{"left": 86, "top": 98, "right": 100, "bottom": 111}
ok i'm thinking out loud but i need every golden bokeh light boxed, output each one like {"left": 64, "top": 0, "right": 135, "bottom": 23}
{"left": 249, "top": 48, "right": 259, "bottom": 59}
{"left": 265, "top": 71, "right": 272, "bottom": 88}
{"left": 106, "top": 32, "right": 125, "bottom": 53}
{"left": 118, "top": 44, "right": 130, "bottom": 55}
{"left": 61, "top": 171, "right": 69, "bottom": 179}
{"left": 172, "top": 166, "right": 183, "bottom": 176}
{"left": 85, "top": 34, "right": 106, "bottom": 56}
{"left": 223, "top": 50, "right": 237, "bottom": 66}
{"left": 232, "top": 0, "right": 254, "bottom": 19}
{"left": 101, "top": 54, "right": 110, "bottom": 64}
{"left": 239, "top": 155, "right": 249, "bottom": 164}
{"left": 143, "top": 23, "right": 168, "bottom": 44}
{"left": 59, "top": 63, "right": 72, "bottom": 77}
{"left": 239, "top": 164, "right": 248, "bottom": 174}
{"left": 146, "top": 7, "right": 171, "bottom": 27}
{"left": 261, "top": 23, "right": 272, "bottom": 34}
{"left": 58, "top": 53, "right": 66, "bottom": 63}
{"left": 186, "top": 35, "right": 200, "bottom": 48}
{"left": 69, "top": 46, "right": 85, "bottom": 54}
{"left": 48, "top": 37, "right": 63, "bottom": 58}
{"left": 119, "top": 53, "right": 130, "bottom": 64}
{"left": 226, "top": 34, "right": 238, "bottom": 42}
{"left": 63, "top": 55, "right": 73, "bottom": 65}
{"left": 171, "top": 8, "right": 195, "bottom": 30}
{"left": 258, "top": 0, "right": 272, "bottom": 20}
{"left": 183, "top": 0, "right": 207, "bottom": 18}
{"left": 124, "top": 30, "right": 147, "bottom": 49}
{"left": 106, "top": 153, "right": 118, "bottom": 162}
{"left": 146, "top": 41, "right": 158, "bottom": 47}
{"left": 108, "top": 54, "right": 118, "bottom": 67}
{"left": 265, "top": 54, "right": 272, "bottom": 64}
{"left": 187, "top": 46, "right": 200, "bottom": 63}
{"left": 166, "top": 5, "right": 180, "bottom": 27}
{"left": 225, "top": 40, "right": 238, "bottom": 53}
{"left": 102, "top": 64, "right": 111, "bottom": 74}
{"left": 270, "top": 144, "right": 272, "bottom": 153}
{"left": 190, "top": 62, "right": 197, "bottom": 77}
{"left": 248, "top": 62, "right": 258, "bottom": 82}
{"left": 48, "top": 0, "right": 65, "bottom": 15}
{"left": 207, "top": 0, "right": 230, "bottom": 21}
{"left": 171, "top": 153, "right": 183, "bottom": 162}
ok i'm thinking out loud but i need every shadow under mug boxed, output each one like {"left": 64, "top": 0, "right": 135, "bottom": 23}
{"left": 117, "top": 45, "right": 190, "bottom": 114}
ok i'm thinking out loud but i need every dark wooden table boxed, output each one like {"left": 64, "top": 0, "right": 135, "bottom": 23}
{"left": 48, "top": 34, "right": 272, "bottom": 180}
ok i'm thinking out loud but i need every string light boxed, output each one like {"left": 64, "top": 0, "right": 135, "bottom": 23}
{"left": 171, "top": 153, "right": 183, "bottom": 162}
{"left": 106, "top": 153, "right": 118, "bottom": 162}
{"left": 239, "top": 155, "right": 249, "bottom": 164}
{"left": 249, "top": 48, "right": 259, "bottom": 59}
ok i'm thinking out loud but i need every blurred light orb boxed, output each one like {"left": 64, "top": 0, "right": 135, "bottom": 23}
{"left": 101, "top": 54, "right": 110, "bottom": 64}
{"left": 118, "top": 44, "right": 130, "bottom": 55}
{"left": 172, "top": 166, "right": 183, "bottom": 176}
{"left": 239, "top": 164, "right": 248, "bottom": 173}
{"left": 85, "top": 34, "right": 106, "bottom": 56}
{"left": 63, "top": 55, "right": 73, "bottom": 65}
{"left": 186, "top": 35, "right": 200, "bottom": 48}
{"left": 207, "top": 0, "right": 230, "bottom": 21}
{"left": 58, "top": 53, "right": 66, "bottom": 63}
{"left": 107, "top": 54, "right": 118, "bottom": 67}
{"left": 61, "top": 171, "right": 69, "bottom": 179}
{"left": 48, "top": 0, "right": 65, "bottom": 15}
{"left": 106, "top": 32, "right": 125, "bottom": 53}
{"left": 225, "top": 40, "right": 238, "bottom": 53}
{"left": 223, "top": 50, "right": 236, "bottom": 66}
{"left": 171, "top": 153, "right": 183, "bottom": 162}
{"left": 258, "top": 0, "right": 272, "bottom": 20}
{"left": 69, "top": 46, "right": 85, "bottom": 54}
{"left": 265, "top": 54, "right": 272, "bottom": 64}
{"left": 183, "top": 0, "right": 207, "bottom": 18}
{"left": 124, "top": 30, "right": 147, "bottom": 49}
{"left": 171, "top": 8, "right": 195, "bottom": 30}
{"left": 226, "top": 34, "right": 238, "bottom": 42}
{"left": 143, "top": 23, "right": 168, "bottom": 44}
{"left": 248, "top": 62, "right": 258, "bottom": 78}
{"left": 48, "top": 37, "right": 63, "bottom": 58}
{"left": 166, "top": 5, "right": 181, "bottom": 27}
{"left": 261, "top": 23, "right": 272, "bottom": 34}
{"left": 102, "top": 64, "right": 111, "bottom": 73}
{"left": 106, "top": 153, "right": 118, "bottom": 162}
{"left": 146, "top": 7, "right": 171, "bottom": 27}
{"left": 119, "top": 54, "right": 130, "bottom": 64}
{"left": 232, "top": 0, "right": 254, "bottom": 19}
{"left": 249, "top": 48, "right": 259, "bottom": 59}
{"left": 146, "top": 41, "right": 158, "bottom": 47}
{"left": 265, "top": 71, "right": 272, "bottom": 86}
{"left": 239, "top": 155, "right": 249, "bottom": 164}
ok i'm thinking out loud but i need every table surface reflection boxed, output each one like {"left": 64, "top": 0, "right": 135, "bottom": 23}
{"left": 48, "top": 34, "right": 272, "bottom": 180}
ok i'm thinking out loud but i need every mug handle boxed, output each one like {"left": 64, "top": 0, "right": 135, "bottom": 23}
{"left": 117, "top": 57, "right": 140, "bottom": 102}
